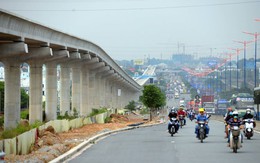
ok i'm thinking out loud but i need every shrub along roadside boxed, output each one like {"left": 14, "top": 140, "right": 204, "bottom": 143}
{"left": 0, "top": 120, "right": 43, "bottom": 140}
{"left": 88, "top": 108, "right": 108, "bottom": 117}
{"left": 0, "top": 107, "right": 110, "bottom": 140}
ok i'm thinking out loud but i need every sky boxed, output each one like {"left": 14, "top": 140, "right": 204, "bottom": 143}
{"left": 0, "top": 0, "right": 260, "bottom": 61}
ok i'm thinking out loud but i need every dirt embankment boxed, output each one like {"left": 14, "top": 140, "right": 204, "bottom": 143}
{"left": 4, "top": 113, "right": 156, "bottom": 163}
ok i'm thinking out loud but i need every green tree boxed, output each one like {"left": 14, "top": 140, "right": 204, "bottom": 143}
{"left": 125, "top": 100, "right": 136, "bottom": 111}
{"left": 0, "top": 82, "right": 29, "bottom": 110}
{"left": 21, "top": 88, "right": 29, "bottom": 109}
{"left": 139, "top": 85, "right": 166, "bottom": 121}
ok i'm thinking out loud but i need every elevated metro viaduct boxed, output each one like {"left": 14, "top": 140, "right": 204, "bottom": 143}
{"left": 0, "top": 9, "right": 142, "bottom": 129}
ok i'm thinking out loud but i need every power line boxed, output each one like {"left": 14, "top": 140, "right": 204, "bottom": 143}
{"left": 9, "top": 0, "right": 260, "bottom": 12}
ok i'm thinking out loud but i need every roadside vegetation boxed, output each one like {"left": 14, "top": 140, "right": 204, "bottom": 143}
{"left": 139, "top": 84, "right": 166, "bottom": 121}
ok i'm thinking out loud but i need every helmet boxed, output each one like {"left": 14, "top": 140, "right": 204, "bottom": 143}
{"left": 233, "top": 110, "right": 238, "bottom": 118}
{"left": 229, "top": 112, "right": 233, "bottom": 116}
{"left": 180, "top": 104, "right": 184, "bottom": 108}
{"left": 233, "top": 115, "right": 238, "bottom": 119}
{"left": 246, "top": 108, "right": 251, "bottom": 114}
{"left": 199, "top": 108, "right": 204, "bottom": 112}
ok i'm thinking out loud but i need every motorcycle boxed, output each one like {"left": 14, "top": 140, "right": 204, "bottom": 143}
{"left": 189, "top": 112, "right": 195, "bottom": 121}
{"left": 179, "top": 115, "right": 185, "bottom": 128}
{"left": 169, "top": 118, "right": 178, "bottom": 137}
{"left": 243, "top": 119, "right": 254, "bottom": 139}
{"left": 229, "top": 126, "right": 242, "bottom": 153}
{"left": 197, "top": 121, "right": 207, "bottom": 143}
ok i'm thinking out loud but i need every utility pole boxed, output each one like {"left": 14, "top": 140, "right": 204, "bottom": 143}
{"left": 229, "top": 48, "right": 243, "bottom": 90}
{"left": 226, "top": 53, "right": 235, "bottom": 91}
{"left": 243, "top": 31, "right": 260, "bottom": 87}
{"left": 234, "top": 40, "right": 253, "bottom": 88}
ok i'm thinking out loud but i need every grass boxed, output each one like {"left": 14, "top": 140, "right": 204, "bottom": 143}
{"left": 89, "top": 108, "right": 108, "bottom": 117}
{"left": 0, "top": 120, "right": 43, "bottom": 140}
{"left": 0, "top": 107, "right": 109, "bottom": 139}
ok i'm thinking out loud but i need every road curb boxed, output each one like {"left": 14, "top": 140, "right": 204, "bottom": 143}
{"left": 49, "top": 122, "right": 163, "bottom": 163}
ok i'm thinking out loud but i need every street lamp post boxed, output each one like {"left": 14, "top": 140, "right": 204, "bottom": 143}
{"left": 234, "top": 40, "right": 253, "bottom": 88}
{"left": 225, "top": 61, "right": 227, "bottom": 92}
{"left": 226, "top": 53, "right": 235, "bottom": 91}
{"left": 243, "top": 31, "right": 260, "bottom": 87}
{"left": 229, "top": 48, "right": 243, "bottom": 90}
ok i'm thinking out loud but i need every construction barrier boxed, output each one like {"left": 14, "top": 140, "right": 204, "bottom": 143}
{"left": 0, "top": 112, "right": 109, "bottom": 155}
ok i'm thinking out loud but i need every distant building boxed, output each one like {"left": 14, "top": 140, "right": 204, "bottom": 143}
{"left": 171, "top": 54, "right": 194, "bottom": 65}
{"left": 0, "top": 67, "right": 4, "bottom": 81}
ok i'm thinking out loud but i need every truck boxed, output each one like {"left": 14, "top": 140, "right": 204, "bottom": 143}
{"left": 230, "top": 93, "right": 255, "bottom": 118}
{"left": 201, "top": 95, "right": 215, "bottom": 114}
{"left": 216, "top": 99, "right": 229, "bottom": 115}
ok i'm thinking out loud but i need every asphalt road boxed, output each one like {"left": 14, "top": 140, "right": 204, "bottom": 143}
{"left": 67, "top": 119, "right": 260, "bottom": 163}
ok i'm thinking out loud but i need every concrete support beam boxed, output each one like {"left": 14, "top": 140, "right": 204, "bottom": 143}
{"left": 72, "top": 65, "right": 81, "bottom": 114}
{"left": 80, "top": 66, "right": 90, "bottom": 116}
{"left": 88, "top": 62, "right": 105, "bottom": 70}
{"left": 95, "top": 66, "right": 110, "bottom": 75}
{"left": 60, "top": 63, "right": 71, "bottom": 116}
{"left": 45, "top": 50, "right": 69, "bottom": 62}
{"left": 69, "top": 51, "right": 81, "bottom": 59}
{"left": 88, "top": 71, "right": 96, "bottom": 109}
{"left": 3, "top": 60, "right": 21, "bottom": 129}
{"left": 23, "top": 47, "right": 52, "bottom": 61}
{"left": 45, "top": 62, "right": 58, "bottom": 121}
{"left": 80, "top": 53, "right": 91, "bottom": 60}
{"left": 99, "top": 77, "right": 106, "bottom": 107}
{"left": 29, "top": 61, "right": 43, "bottom": 123}
{"left": 0, "top": 42, "right": 28, "bottom": 58}
{"left": 101, "top": 70, "right": 114, "bottom": 79}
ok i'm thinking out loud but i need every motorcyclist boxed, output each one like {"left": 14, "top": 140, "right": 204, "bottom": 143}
{"left": 177, "top": 105, "right": 186, "bottom": 125}
{"left": 224, "top": 107, "right": 233, "bottom": 120}
{"left": 242, "top": 108, "right": 254, "bottom": 119}
{"left": 224, "top": 108, "right": 233, "bottom": 138}
{"left": 242, "top": 108, "right": 256, "bottom": 128}
{"left": 195, "top": 108, "right": 209, "bottom": 138}
{"left": 227, "top": 111, "right": 243, "bottom": 147}
{"left": 168, "top": 108, "right": 179, "bottom": 133}
{"left": 188, "top": 108, "right": 195, "bottom": 120}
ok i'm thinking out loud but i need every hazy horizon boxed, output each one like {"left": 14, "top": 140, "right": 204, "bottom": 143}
{"left": 1, "top": 0, "right": 260, "bottom": 61}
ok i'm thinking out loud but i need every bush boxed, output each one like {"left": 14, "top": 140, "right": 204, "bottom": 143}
{"left": 21, "top": 109, "right": 29, "bottom": 119}
{"left": 89, "top": 108, "right": 107, "bottom": 117}
{"left": 140, "top": 107, "right": 149, "bottom": 115}
{"left": 0, "top": 121, "right": 43, "bottom": 139}
{"left": 124, "top": 100, "right": 136, "bottom": 111}
{"left": 0, "top": 116, "right": 4, "bottom": 127}
{"left": 104, "top": 116, "right": 112, "bottom": 123}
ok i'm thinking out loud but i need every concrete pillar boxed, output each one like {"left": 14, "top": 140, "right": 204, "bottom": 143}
{"left": 72, "top": 65, "right": 81, "bottom": 115}
{"left": 80, "top": 66, "right": 90, "bottom": 116}
{"left": 104, "top": 79, "right": 111, "bottom": 108}
{"left": 3, "top": 60, "right": 21, "bottom": 129}
{"left": 45, "top": 63, "right": 57, "bottom": 121}
{"left": 104, "top": 78, "right": 110, "bottom": 107}
{"left": 95, "top": 75, "right": 102, "bottom": 107}
{"left": 60, "top": 63, "right": 71, "bottom": 116}
{"left": 88, "top": 71, "right": 96, "bottom": 109}
{"left": 29, "top": 62, "right": 43, "bottom": 123}
{"left": 100, "top": 77, "right": 107, "bottom": 107}
{"left": 114, "top": 82, "right": 119, "bottom": 108}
